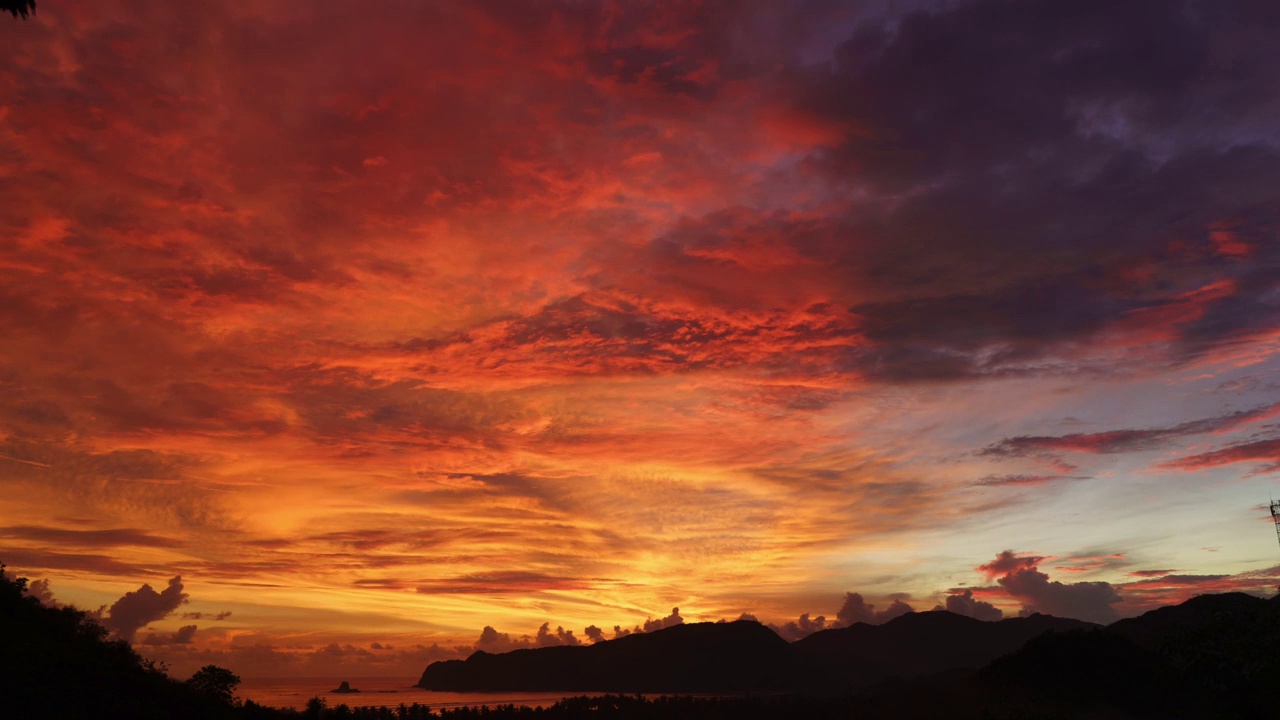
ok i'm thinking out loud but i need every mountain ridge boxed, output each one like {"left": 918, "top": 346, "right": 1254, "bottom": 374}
{"left": 417, "top": 607, "right": 1100, "bottom": 693}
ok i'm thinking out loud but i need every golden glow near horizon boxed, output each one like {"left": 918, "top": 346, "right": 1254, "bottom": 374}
{"left": 3, "top": 0, "right": 1280, "bottom": 678}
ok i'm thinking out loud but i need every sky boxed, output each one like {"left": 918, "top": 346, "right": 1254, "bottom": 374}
{"left": 2, "top": 0, "right": 1279, "bottom": 679}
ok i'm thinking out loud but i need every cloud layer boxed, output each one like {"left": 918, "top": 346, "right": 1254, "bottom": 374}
{"left": 1, "top": 0, "right": 1278, "bottom": 677}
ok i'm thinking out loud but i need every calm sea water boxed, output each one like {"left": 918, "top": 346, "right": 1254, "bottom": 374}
{"left": 237, "top": 677, "right": 606, "bottom": 711}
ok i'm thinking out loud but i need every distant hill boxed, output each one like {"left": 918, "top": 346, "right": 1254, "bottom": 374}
{"left": 418, "top": 594, "right": 1280, "bottom": 714}
{"left": 792, "top": 610, "right": 1096, "bottom": 691}
{"left": 417, "top": 611, "right": 1095, "bottom": 694}
{"left": 418, "top": 620, "right": 800, "bottom": 693}
{"left": 975, "top": 592, "right": 1280, "bottom": 719}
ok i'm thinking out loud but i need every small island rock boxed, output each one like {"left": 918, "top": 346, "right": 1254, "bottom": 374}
{"left": 330, "top": 680, "right": 360, "bottom": 693}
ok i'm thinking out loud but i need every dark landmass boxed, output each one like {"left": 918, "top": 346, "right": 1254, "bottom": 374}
{"left": 977, "top": 591, "right": 1280, "bottom": 719}
{"left": 7, "top": 560, "right": 1280, "bottom": 719}
{"left": 418, "top": 609, "right": 1095, "bottom": 694}
{"left": 792, "top": 608, "right": 1097, "bottom": 690}
{"left": 419, "top": 620, "right": 798, "bottom": 692}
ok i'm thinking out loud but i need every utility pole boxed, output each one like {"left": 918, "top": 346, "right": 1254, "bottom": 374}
{"left": 1271, "top": 497, "right": 1280, "bottom": 549}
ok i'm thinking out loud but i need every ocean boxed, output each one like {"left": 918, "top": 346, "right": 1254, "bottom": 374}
{"left": 236, "top": 677, "right": 607, "bottom": 711}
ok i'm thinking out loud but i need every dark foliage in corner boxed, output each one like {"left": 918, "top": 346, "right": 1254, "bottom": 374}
{"left": 2, "top": 0, "right": 35, "bottom": 19}
{"left": 0, "top": 564, "right": 244, "bottom": 720}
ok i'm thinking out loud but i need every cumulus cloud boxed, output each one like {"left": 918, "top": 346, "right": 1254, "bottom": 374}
{"left": 473, "top": 626, "right": 532, "bottom": 654}
{"left": 835, "top": 592, "right": 916, "bottom": 627}
{"left": 583, "top": 625, "right": 606, "bottom": 643}
{"left": 535, "top": 622, "right": 580, "bottom": 647}
{"left": 876, "top": 599, "right": 916, "bottom": 623}
{"left": 981, "top": 550, "right": 1122, "bottom": 624}
{"left": 474, "top": 621, "right": 584, "bottom": 653}
{"left": 141, "top": 624, "right": 198, "bottom": 646}
{"left": 933, "top": 589, "right": 1003, "bottom": 622}
{"left": 26, "top": 578, "right": 58, "bottom": 607}
{"left": 642, "top": 607, "right": 684, "bottom": 633}
{"left": 771, "top": 593, "right": 919, "bottom": 641}
{"left": 768, "top": 612, "right": 829, "bottom": 641}
{"left": 102, "top": 576, "right": 189, "bottom": 641}
{"left": 979, "top": 551, "right": 1045, "bottom": 579}
{"left": 835, "top": 592, "right": 875, "bottom": 625}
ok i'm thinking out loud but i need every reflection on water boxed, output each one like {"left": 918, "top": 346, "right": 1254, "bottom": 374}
{"left": 237, "top": 677, "right": 608, "bottom": 711}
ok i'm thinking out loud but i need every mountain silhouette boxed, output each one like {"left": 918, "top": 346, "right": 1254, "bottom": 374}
{"left": 418, "top": 611, "right": 1094, "bottom": 694}
{"left": 418, "top": 620, "right": 800, "bottom": 692}
{"left": 973, "top": 592, "right": 1280, "bottom": 719}
{"left": 792, "top": 610, "right": 1096, "bottom": 690}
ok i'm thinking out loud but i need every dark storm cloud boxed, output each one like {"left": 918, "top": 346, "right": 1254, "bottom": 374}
{"left": 780, "top": 0, "right": 1280, "bottom": 381}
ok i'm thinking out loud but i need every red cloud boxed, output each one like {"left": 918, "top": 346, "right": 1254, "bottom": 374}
{"left": 977, "top": 550, "right": 1045, "bottom": 580}
{"left": 1158, "top": 438, "right": 1280, "bottom": 473}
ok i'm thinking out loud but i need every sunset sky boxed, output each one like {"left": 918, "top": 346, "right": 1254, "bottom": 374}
{"left": 3, "top": 0, "right": 1279, "bottom": 679}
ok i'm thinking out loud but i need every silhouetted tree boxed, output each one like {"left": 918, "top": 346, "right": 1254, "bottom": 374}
{"left": 2, "top": 0, "right": 35, "bottom": 19}
{"left": 188, "top": 664, "right": 242, "bottom": 705}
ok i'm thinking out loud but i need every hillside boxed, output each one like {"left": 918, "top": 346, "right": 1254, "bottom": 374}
{"left": 418, "top": 620, "right": 800, "bottom": 692}
{"left": 792, "top": 609, "right": 1096, "bottom": 690}
{"left": 0, "top": 566, "right": 252, "bottom": 720}
{"left": 418, "top": 610, "right": 1095, "bottom": 694}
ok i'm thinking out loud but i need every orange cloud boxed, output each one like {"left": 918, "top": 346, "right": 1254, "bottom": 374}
{"left": 4, "top": 0, "right": 1280, "bottom": 680}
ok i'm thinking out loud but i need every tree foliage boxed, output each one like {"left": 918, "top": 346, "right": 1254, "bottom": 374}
{"left": 1, "top": 564, "right": 240, "bottom": 719}
{"left": 2, "top": 1, "right": 36, "bottom": 19}
{"left": 189, "top": 664, "right": 243, "bottom": 705}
